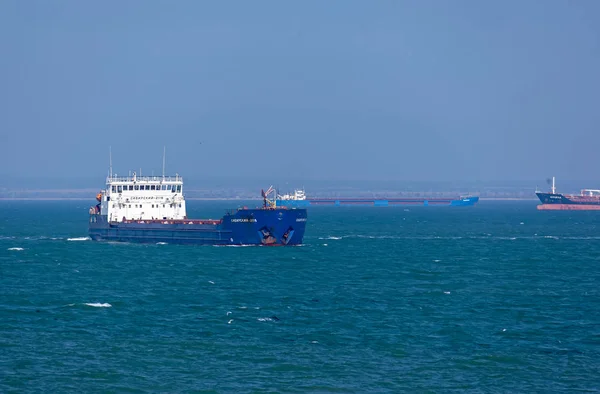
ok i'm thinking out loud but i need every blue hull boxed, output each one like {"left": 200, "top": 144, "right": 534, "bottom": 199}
{"left": 89, "top": 208, "right": 307, "bottom": 245}
{"left": 276, "top": 196, "right": 479, "bottom": 208}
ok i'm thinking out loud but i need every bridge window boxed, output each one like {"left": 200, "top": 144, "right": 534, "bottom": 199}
{"left": 145, "top": 185, "right": 150, "bottom": 190}
{"left": 117, "top": 186, "right": 122, "bottom": 193}
{"left": 112, "top": 186, "right": 116, "bottom": 193}
{"left": 177, "top": 185, "right": 181, "bottom": 193}
{"left": 129, "top": 185, "right": 133, "bottom": 191}
{"left": 129, "top": 204, "right": 131, "bottom": 208}
{"left": 134, "top": 185, "right": 139, "bottom": 190}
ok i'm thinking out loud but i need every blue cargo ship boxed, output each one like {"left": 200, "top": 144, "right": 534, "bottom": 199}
{"left": 88, "top": 173, "right": 307, "bottom": 246}
{"left": 275, "top": 188, "right": 479, "bottom": 207}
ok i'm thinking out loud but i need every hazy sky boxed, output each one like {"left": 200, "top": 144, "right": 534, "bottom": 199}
{"left": 1, "top": 1, "right": 599, "bottom": 183}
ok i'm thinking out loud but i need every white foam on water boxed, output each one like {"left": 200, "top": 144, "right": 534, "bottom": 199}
{"left": 84, "top": 303, "right": 112, "bottom": 308}
{"left": 258, "top": 317, "right": 276, "bottom": 322}
{"left": 214, "top": 244, "right": 253, "bottom": 247}
{"left": 319, "top": 236, "right": 342, "bottom": 240}
{"left": 444, "top": 291, "right": 451, "bottom": 294}
{"left": 67, "top": 237, "right": 91, "bottom": 242}
{"left": 208, "top": 281, "right": 215, "bottom": 284}
{"left": 341, "top": 234, "right": 594, "bottom": 241}
{"left": 156, "top": 242, "right": 168, "bottom": 245}
{"left": 7, "top": 247, "right": 24, "bottom": 251}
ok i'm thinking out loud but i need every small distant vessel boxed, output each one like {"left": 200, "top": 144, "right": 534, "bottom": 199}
{"left": 275, "top": 188, "right": 479, "bottom": 207}
{"left": 536, "top": 177, "right": 600, "bottom": 210}
{"left": 88, "top": 164, "right": 307, "bottom": 245}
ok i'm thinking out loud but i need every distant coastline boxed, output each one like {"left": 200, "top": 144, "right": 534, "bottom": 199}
{"left": 0, "top": 197, "right": 262, "bottom": 201}
{"left": 0, "top": 197, "right": 538, "bottom": 201}
{"left": 0, "top": 183, "right": 549, "bottom": 201}
{"left": 480, "top": 198, "right": 538, "bottom": 201}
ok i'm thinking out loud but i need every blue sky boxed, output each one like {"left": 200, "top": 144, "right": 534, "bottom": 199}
{"left": 1, "top": 1, "right": 599, "bottom": 183}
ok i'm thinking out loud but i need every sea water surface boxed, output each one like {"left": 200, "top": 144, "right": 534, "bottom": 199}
{"left": 1, "top": 200, "right": 599, "bottom": 392}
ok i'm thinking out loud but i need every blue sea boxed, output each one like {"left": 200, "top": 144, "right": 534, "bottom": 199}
{"left": 1, "top": 200, "right": 599, "bottom": 393}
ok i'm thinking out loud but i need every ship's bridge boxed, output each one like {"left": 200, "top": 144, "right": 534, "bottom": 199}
{"left": 278, "top": 189, "right": 306, "bottom": 201}
{"left": 581, "top": 189, "right": 600, "bottom": 197}
{"left": 97, "top": 173, "right": 187, "bottom": 222}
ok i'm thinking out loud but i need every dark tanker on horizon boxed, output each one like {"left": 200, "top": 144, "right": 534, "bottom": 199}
{"left": 536, "top": 177, "right": 600, "bottom": 210}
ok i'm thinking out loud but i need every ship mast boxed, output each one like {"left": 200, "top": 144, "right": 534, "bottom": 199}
{"left": 552, "top": 176, "right": 556, "bottom": 194}
{"left": 162, "top": 146, "right": 166, "bottom": 181}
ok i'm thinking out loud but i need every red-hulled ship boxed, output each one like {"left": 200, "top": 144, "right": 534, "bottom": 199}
{"left": 536, "top": 177, "right": 600, "bottom": 210}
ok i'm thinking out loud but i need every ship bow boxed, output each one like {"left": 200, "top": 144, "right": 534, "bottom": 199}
{"left": 224, "top": 208, "right": 307, "bottom": 245}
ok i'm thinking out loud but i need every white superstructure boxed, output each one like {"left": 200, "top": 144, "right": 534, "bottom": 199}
{"left": 581, "top": 189, "right": 600, "bottom": 196}
{"left": 278, "top": 189, "right": 306, "bottom": 201}
{"left": 95, "top": 172, "right": 187, "bottom": 222}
